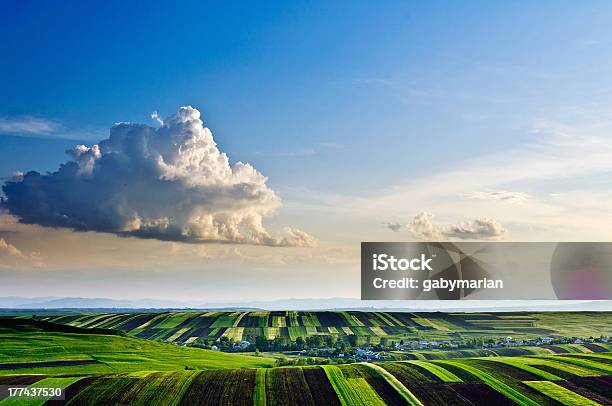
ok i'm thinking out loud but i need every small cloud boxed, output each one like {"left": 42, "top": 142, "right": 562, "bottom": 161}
{"left": 443, "top": 217, "right": 507, "bottom": 240}
{"left": 0, "top": 116, "right": 60, "bottom": 135}
{"left": 277, "top": 227, "right": 318, "bottom": 248}
{"left": 383, "top": 222, "right": 402, "bottom": 232}
{"left": 406, "top": 212, "right": 506, "bottom": 241}
{"left": 463, "top": 190, "right": 530, "bottom": 204}
{"left": 151, "top": 111, "right": 164, "bottom": 126}
{"left": 0, "top": 238, "right": 24, "bottom": 258}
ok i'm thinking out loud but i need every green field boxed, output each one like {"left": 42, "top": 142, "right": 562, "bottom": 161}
{"left": 1, "top": 315, "right": 611, "bottom": 405}
{"left": 0, "top": 318, "right": 274, "bottom": 375}
{"left": 2, "top": 351, "right": 611, "bottom": 405}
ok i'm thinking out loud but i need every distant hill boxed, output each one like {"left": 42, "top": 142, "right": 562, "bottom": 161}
{"left": 1, "top": 296, "right": 610, "bottom": 312}
{"left": 1, "top": 296, "right": 192, "bottom": 309}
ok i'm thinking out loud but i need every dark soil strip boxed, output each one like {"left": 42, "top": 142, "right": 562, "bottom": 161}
{"left": 179, "top": 371, "right": 226, "bottom": 405}
{"left": 134, "top": 328, "right": 159, "bottom": 339}
{"left": 116, "top": 313, "right": 156, "bottom": 331}
{"left": 533, "top": 364, "right": 578, "bottom": 380}
{"left": 379, "top": 363, "right": 472, "bottom": 405}
{"left": 65, "top": 376, "right": 140, "bottom": 405}
{"left": 0, "top": 359, "right": 101, "bottom": 370}
{"left": 0, "top": 375, "right": 46, "bottom": 385}
{"left": 44, "top": 376, "right": 97, "bottom": 405}
{"left": 265, "top": 367, "right": 317, "bottom": 406}
{"left": 557, "top": 381, "right": 612, "bottom": 406}
{"left": 472, "top": 359, "right": 541, "bottom": 381}
{"left": 353, "top": 312, "right": 375, "bottom": 326}
{"left": 411, "top": 383, "right": 474, "bottom": 405}
{"left": 180, "top": 369, "right": 256, "bottom": 406}
{"left": 175, "top": 327, "right": 198, "bottom": 343}
{"left": 582, "top": 343, "right": 608, "bottom": 352}
{"left": 384, "top": 313, "right": 421, "bottom": 328}
{"left": 184, "top": 315, "right": 217, "bottom": 329}
{"left": 544, "top": 345, "right": 569, "bottom": 354}
{"left": 80, "top": 314, "right": 116, "bottom": 328}
{"left": 353, "top": 364, "right": 409, "bottom": 406}
{"left": 449, "top": 383, "right": 516, "bottom": 405}
{"left": 237, "top": 315, "right": 261, "bottom": 327}
{"left": 302, "top": 366, "right": 341, "bottom": 406}
{"left": 567, "top": 375, "right": 612, "bottom": 399}
{"left": 314, "top": 312, "right": 351, "bottom": 327}
{"left": 0, "top": 375, "right": 47, "bottom": 401}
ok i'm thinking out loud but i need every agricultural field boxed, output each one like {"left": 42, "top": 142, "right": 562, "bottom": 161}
{"left": 30, "top": 311, "right": 612, "bottom": 345}
{"left": 0, "top": 318, "right": 274, "bottom": 376}
{"left": 1, "top": 315, "right": 611, "bottom": 404}
{"left": 1, "top": 353, "right": 611, "bottom": 405}
{"left": 387, "top": 342, "right": 612, "bottom": 361}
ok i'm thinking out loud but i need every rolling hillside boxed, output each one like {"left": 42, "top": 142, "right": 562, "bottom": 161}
{"left": 1, "top": 318, "right": 611, "bottom": 404}
{"left": 1, "top": 353, "right": 611, "bottom": 405}
{"left": 0, "top": 318, "right": 274, "bottom": 376}
{"left": 39, "top": 311, "right": 612, "bottom": 345}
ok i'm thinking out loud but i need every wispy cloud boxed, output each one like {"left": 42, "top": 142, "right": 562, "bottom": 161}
{"left": 0, "top": 116, "right": 103, "bottom": 141}
{"left": 0, "top": 116, "right": 60, "bottom": 135}
{"left": 283, "top": 117, "right": 612, "bottom": 242}
{"left": 462, "top": 191, "right": 530, "bottom": 204}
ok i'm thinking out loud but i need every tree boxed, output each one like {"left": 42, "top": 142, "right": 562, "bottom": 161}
{"left": 306, "top": 335, "right": 324, "bottom": 348}
{"left": 255, "top": 336, "right": 269, "bottom": 351}
{"left": 326, "top": 335, "right": 337, "bottom": 348}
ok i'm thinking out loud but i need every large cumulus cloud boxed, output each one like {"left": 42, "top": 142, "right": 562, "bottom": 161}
{"left": 1, "top": 106, "right": 315, "bottom": 247}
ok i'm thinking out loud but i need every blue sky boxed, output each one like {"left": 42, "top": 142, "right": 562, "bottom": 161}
{"left": 3, "top": 1, "right": 610, "bottom": 189}
{"left": 1, "top": 1, "right": 612, "bottom": 301}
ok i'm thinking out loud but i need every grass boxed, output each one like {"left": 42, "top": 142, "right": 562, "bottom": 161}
{"left": 2, "top": 313, "right": 612, "bottom": 404}
{"left": 524, "top": 381, "right": 601, "bottom": 406}
{"left": 254, "top": 369, "right": 267, "bottom": 406}
{"left": 0, "top": 319, "right": 274, "bottom": 375}
{"left": 0, "top": 347, "right": 610, "bottom": 405}
{"left": 322, "top": 365, "right": 386, "bottom": 406}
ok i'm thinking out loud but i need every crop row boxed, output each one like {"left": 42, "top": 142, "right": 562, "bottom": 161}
{"left": 4, "top": 352, "right": 611, "bottom": 405}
